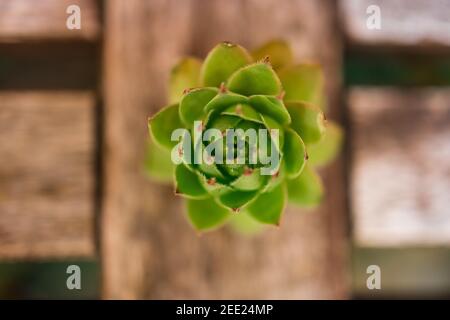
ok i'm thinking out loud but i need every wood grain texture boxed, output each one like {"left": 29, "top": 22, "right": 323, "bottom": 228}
{"left": 0, "top": 92, "right": 96, "bottom": 259}
{"left": 0, "top": 0, "right": 100, "bottom": 42}
{"left": 349, "top": 88, "right": 450, "bottom": 246}
{"left": 339, "top": 0, "right": 450, "bottom": 49}
{"left": 102, "top": 0, "right": 348, "bottom": 299}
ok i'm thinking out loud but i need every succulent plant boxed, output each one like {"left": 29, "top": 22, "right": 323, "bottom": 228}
{"left": 146, "top": 40, "right": 343, "bottom": 233}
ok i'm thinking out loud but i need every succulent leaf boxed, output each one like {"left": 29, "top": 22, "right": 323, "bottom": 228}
{"left": 204, "top": 92, "right": 248, "bottom": 115}
{"left": 248, "top": 95, "right": 291, "bottom": 125}
{"left": 229, "top": 210, "right": 265, "bottom": 234}
{"left": 247, "top": 183, "right": 286, "bottom": 225}
{"left": 251, "top": 39, "right": 293, "bottom": 70}
{"left": 148, "top": 103, "right": 184, "bottom": 149}
{"left": 222, "top": 103, "right": 263, "bottom": 123}
{"left": 179, "top": 87, "right": 218, "bottom": 126}
{"left": 283, "top": 128, "right": 307, "bottom": 179}
{"left": 169, "top": 57, "right": 202, "bottom": 104}
{"left": 228, "top": 63, "right": 282, "bottom": 96}
{"left": 308, "top": 121, "right": 343, "bottom": 167}
{"left": 260, "top": 114, "right": 285, "bottom": 147}
{"left": 287, "top": 164, "right": 324, "bottom": 208}
{"left": 217, "top": 189, "right": 259, "bottom": 210}
{"left": 285, "top": 101, "right": 326, "bottom": 144}
{"left": 186, "top": 197, "right": 230, "bottom": 231}
{"left": 279, "top": 63, "right": 324, "bottom": 106}
{"left": 144, "top": 138, "right": 174, "bottom": 182}
{"left": 201, "top": 42, "right": 252, "bottom": 87}
{"left": 231, "top": 168, "right": 269, "bottom": 191}
{"left": 175, "top": 164, "right": 208, "bottom": 199}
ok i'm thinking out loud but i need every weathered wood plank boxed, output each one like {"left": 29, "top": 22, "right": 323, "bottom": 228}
{"left": 102, "top": 0, "right": 348, "bottom": 299}
{"left": 349, "top": 88, "right": 450, "bottom": 246}
{"left": 339, "top": 0, "right": 450, "bottom": 49}
{"left": 0, "top": 0, "right": 100, "bottom": 42}
{"left": 0, "top": 91, "right": 96, "bottom": 259}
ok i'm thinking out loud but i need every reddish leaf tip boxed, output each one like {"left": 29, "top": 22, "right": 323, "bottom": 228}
{"left": 219, "top": 82, "right": 228, "bottom": 93}
{"left": 243, "top": 166, "right": 253, "bottom": 176}
{"left": 207, "top": 177, "right": 216, "bottom": 185}
{"left": 262, "top": 55, "right": 271, "bottom": 65}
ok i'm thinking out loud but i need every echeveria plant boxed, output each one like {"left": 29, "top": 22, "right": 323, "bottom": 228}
{"left": 146, "top": 40, "right": 343, "bottom": 233}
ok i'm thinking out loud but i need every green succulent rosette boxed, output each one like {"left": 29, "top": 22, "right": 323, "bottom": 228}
{"left": 146, "top": 40, "right": 343, "bottom": 232}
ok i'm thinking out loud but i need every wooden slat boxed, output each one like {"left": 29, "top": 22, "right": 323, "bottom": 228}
{"left": 0, "top": 91, "right": 96, "bottom": 259}
{"left": 339, "top": 0, "right": 450, "bottom": 49}
{"left": 349, "top": 88, "right": 450, "bottom": 246}
{"left": 102, "top": 0, "right": 348, "bottom": 299}
{"left": 0, "top": 42, "right": 98, "bottom": 90}
{"left": 0, "top": 0, "right": 100, "bottom": 42}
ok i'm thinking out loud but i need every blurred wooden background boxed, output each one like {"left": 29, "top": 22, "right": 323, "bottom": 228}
{"left": 0, "top": 0, "right": 449, "bottom": 299}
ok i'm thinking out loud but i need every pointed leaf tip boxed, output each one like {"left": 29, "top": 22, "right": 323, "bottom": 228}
{"left": 287, "top": 164, "right": 324, "bottom": 208}
{"left": 186, "top": 197, "right": 230, "bottom": 231}
{"left": 200, "top": 42, "right": 252, "bottom": 87}
{"left": 247, "top": 183, "right": 286, "bottom": 225}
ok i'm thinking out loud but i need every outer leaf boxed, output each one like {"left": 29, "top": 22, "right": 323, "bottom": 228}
{"left": 200, "top": 42, "right": 252, "bottom": 87}
{"left": 144, "top": 138, "right": 174, "bottom": 183}
{"left": 283, "top": 128, "right": 307, "bottom": 179}
{"left": 247, "top": 183, "right": 286, "bottom": 225}
{"left": 175, "top": 164, "right": 208, "bottom": 199}
{"left": 169, "top": 57, "right": 202, "bottom": 104}
{"left": 285, "top": 101, "right": 326, "bottom": 144}
{"left": 148, "top": 104, "right": 184, "bottom": 149}
{"left": 217, "top": 189, "right": 259, "bottom": 211}
{"left": 251, "top": 39, "right": 293, "bottom": 70}
{"left": 248, "top": 95, "right": 291, "bottom": 125}
{"left": 228, "top": 210, "right": 264, "bottom": 235}
{"left": 228, "top": 62, "right": 282, "bottom": 96}
{"left": 287, "top": 164, "right": 324, "bottom": 208}
{"left": 279, "top": 63, "right": 324, "bottom": 106}
{"left": 186, "top": 197, "right": 230, "bottom": 231}
{"left": 308, "top": 121, "right": 343, "bottom": 167}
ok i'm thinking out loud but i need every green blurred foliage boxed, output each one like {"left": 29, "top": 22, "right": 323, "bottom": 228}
{"left": 345, "top": 50, "right": 450, "bottom": 86}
